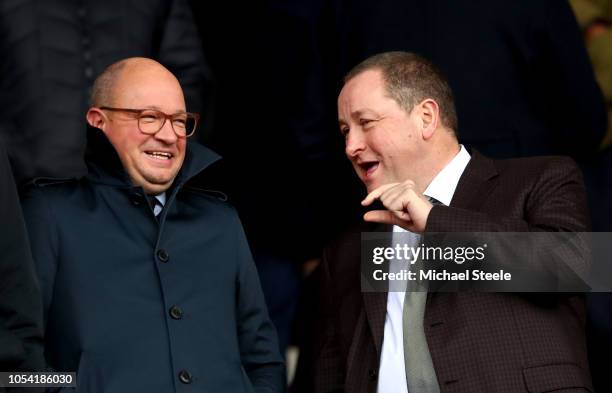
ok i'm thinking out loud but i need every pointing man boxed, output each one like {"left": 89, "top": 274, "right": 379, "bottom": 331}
{"left": 314, "top": 52, "right": 592, "bottom": 393}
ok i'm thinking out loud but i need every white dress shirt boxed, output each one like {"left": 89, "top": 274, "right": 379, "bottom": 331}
{"left": 377, "top": 145, "right": 471, "bottom": 393}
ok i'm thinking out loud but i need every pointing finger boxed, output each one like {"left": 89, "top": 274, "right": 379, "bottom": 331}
{"left": 361, "top": 183, "right": 400, "bottom": 206}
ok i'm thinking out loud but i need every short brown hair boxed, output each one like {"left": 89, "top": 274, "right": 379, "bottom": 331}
{"left": 344, "top": 51, "right": 458, "bottom": 132}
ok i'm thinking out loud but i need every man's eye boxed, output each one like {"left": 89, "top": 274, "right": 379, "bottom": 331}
{"left": 360, "top": 119, "right": 374, "bottom": 126}
{"left": 340, "top": 127, "right": 349, "bottom": 136}
{"left": 141, "top": 115, "right": 158, "bottom": 123}
{"left": 173, "top": 119, "right": 187, "bottom": 127}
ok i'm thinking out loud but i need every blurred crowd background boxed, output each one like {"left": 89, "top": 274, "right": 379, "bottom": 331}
{"left": 1, "top": 0, "right": 611, "bottom": 391}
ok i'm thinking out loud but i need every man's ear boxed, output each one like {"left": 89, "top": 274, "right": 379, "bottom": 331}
{"left": 86, "top": 108, "right": 107, "bottom": 131}
{"left": 418, "top": 99, "right": 440, "bottom": 140}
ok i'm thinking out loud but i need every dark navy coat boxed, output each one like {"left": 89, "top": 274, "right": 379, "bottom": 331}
{"left": 21, "top": 128, "right": 284, "bottom": 393}
{"left": 0, "top": 139, "right": 44, "bottom": 373}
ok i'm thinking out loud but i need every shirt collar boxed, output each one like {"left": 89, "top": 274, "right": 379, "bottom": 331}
{"left": 423, "top": 144, "right": 471, "bottom": 206}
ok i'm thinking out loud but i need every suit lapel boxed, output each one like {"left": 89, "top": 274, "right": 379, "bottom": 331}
{"left": 363, "top": 292, "right": 387, "bottom": 356}
{"left": 449, "top": 150, "right": 499, "bottom": 210}
{"left": 362, "top": 222, "right": 390, "bottom": 356}
{"left": 426, "top": 150, "right": 499, "bottom": 306}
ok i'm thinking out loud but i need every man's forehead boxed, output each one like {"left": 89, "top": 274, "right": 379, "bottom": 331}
{"left": 340, "top": 70, "right": 386, "bottom": 103}
{"left": 115, "top": 61, "right": 180, "bottom": 89}
{"left": 115, "top": 70, "right": 176, "bottom": 91}
{"left": 344, "top": 69, "right": 384, "bottom": 91}
{"left": 111, "top": 71, "right": 185, "bottom": 110}
{"left": 338, "top": 74, "right": 389, "bottom": 121}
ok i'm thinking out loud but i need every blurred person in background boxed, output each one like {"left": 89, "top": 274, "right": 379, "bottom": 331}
{"left": 569, "top": 1, "right": 612, "bottom": 391}
{"left": 324, "top": 0, "right": 607, "bottom": 159}
{"left": 570, "top": 0, "right": 612, "bottom": 231}
{"left": 0, "top": 0, "right": 211, "bottom": 186}
{"left": 190, "top": 0, "right": 363, "bottom": 358}
{"left": 0, "top": 139, "right": 44, "bottom": 376}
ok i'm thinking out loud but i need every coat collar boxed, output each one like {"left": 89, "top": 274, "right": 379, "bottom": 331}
{"left": 361, "top": 149, "right": 499, "bottom": 357}
{"left": 84, "top": 125, "right": 221, "bottom": 189}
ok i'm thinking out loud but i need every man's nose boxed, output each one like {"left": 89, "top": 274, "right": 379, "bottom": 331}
{"left": 155, "top": 119, "right": 178, "bottom": 143}
{"left": 345, "top": 131, "right": 366, "bottom": 158}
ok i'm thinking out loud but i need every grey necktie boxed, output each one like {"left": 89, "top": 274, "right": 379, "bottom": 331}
{"left": 147, "top": 195, "right": 163, "bottom": 217}
{"left": 402, "top": 196, "right": 442, "bottom": 393}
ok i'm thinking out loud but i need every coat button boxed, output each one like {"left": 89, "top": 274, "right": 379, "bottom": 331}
{"left": 169, "top": 306, "right": 183, "bottom": 320}
{"left": 368, "top": 368, "right": 377, "bottom": 380}
{"left": 157, "top": 249, "right": 169, "bottom": 263}
{"left": 178, "top": 370, "right": 192, "bottom": 384}
{"left": 129, "top": 194, "right": 143, "bottom": 206}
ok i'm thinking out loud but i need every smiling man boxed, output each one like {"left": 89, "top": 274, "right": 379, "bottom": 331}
{"left": 21, "top": 58, "right": 284, "bottom": 393}
{"left": 313, "top": 52, "right": 593, "bottom": 393}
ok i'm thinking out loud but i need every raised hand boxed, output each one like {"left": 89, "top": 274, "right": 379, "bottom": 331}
{"left": 361, "top": 180, "right": 433, "bottom": 232}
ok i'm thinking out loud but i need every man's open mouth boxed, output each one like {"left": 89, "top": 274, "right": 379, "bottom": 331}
{"left": 145, "top": 151, "right": 173, "bottom": 160}
{"left": 358, "top": 161, "right": 379, "bottom": 177}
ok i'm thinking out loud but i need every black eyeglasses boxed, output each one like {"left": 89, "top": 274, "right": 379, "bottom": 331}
{"left": 100, "top": 107, "right": 199, "bottom": 138}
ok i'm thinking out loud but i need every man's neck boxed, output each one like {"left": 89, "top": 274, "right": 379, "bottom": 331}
{"left": 417, "top": 142, "right": 461, "bottom": 193}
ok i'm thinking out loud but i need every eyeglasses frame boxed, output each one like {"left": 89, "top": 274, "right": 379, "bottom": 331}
{"left": 99, "top": 106, "right": 199, "bottom": 138}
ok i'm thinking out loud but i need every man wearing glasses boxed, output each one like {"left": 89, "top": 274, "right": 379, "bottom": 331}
{"left": 21, "top": 58, "right": 284, "bottom": 393}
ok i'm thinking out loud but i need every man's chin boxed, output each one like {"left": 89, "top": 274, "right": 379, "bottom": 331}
{"left": 136, "top": 172, "right": 177, "bottom": 194}
{"left": 363, "top": 177, "right": 381, "bottom": 192}
{"left": 364, "top": 178, "right": 395, "bottom": 193}
{"left": 142, "top": 181, "right": 173, "bottom": 195}
{"left": 364, "top": 182, "right": 377, "bottom": 193}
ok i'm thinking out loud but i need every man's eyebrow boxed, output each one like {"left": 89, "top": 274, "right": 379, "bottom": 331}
{"left": 338, "top": 109, "right": 379, "bottom": 126}
{"left": 142, "top": 105, "right": 187, "bottom": 114}
{"left": 352, "top": 109, "right": 378, "bottom": 118}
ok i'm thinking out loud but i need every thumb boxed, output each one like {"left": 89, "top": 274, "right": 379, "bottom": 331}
{"left": 363, "top": 210, "right": 413, "bottom": 228}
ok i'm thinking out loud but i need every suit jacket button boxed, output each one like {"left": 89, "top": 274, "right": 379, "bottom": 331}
{"left": 178, "top": 370, "right": 192, "bottom": 384}
{"left": 157, "top": 249, "right": 169, "bottom": 263}
{"left": 169, "top": 306, "right": 183, "bottom": 320}
{"left": 368, "top": 368, "right": 377, "bottom": 380}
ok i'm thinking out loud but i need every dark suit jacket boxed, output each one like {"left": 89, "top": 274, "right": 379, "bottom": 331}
{"left": 313, "top": 152, "right": 593, "bottom": 393}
